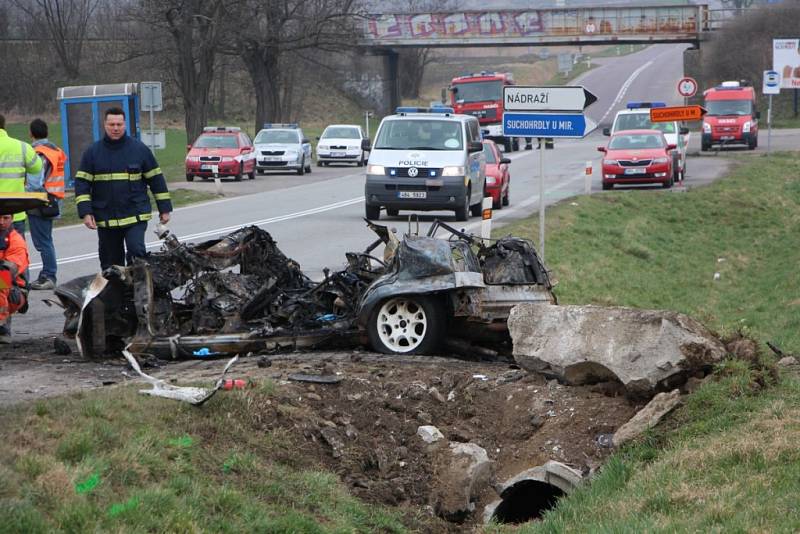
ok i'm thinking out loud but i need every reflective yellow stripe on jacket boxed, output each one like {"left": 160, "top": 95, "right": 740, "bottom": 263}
{"left": 96, "top": 213, "right": 152, "bottom": 228}
{"left": 75, "top": 171, "right": 142, "bottom": 182}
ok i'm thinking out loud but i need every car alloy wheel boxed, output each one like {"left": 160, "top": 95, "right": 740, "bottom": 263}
{"left": 368, "top": 296, "right": 444, "bottom": 354}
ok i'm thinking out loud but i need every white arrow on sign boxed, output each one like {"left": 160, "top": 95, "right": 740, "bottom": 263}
{"left": 503, "top": 85, "right": 598, "bottom": 112}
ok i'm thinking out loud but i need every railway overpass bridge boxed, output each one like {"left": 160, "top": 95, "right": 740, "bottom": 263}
{"left": 355, "top": 4, "right": 732, "bottom": 113}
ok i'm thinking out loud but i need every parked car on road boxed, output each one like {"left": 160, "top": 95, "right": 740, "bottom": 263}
{"left": 185, "top": 126, "right": 256, "bottom": 182}
{"left": 254, "top": 124, "right": 313, "bottom": 176}
{"left": 482, "top": 140, "right": 511, "bottom": 209}
{"left": 316, "top": 124, "right": 369, "bottom": 167}
{"left": 604, "top": 102, "right": 689, "bottom": 182}
{"left": 598, "top": 129, "right": 677, "bottom": 190}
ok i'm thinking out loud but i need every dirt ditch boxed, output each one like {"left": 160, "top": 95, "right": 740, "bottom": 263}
{"left": 0, "top": 338, "right": 640, "bottom": 529}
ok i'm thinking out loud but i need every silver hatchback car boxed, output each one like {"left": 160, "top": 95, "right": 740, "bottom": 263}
{"left": 254, "top": 124, "right": 313, "bottom": 175}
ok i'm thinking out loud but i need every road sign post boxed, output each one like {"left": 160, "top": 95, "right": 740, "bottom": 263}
{"left": 502, "top": 85, "right": 597, "bottom": 261}
{"left": 140, "top": 81, "right": 163, "bottom": 152}
{"left": 763, "top": 70, "right": 781, "bottom": 155}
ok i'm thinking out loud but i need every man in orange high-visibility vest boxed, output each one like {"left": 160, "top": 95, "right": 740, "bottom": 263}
{"left": 0, "top": 213, "right": 29, "bottom": 343}
{"left": 26, "top": 118, "right": 66, "bottom": 290}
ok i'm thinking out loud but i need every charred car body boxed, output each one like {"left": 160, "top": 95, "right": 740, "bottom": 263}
{"left": 54, "top": 221, "right": 554, "bottom": 359}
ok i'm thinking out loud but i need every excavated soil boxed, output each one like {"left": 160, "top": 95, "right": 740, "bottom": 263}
{"left": 0, "top": 337, "right": 640, "bottom": 530}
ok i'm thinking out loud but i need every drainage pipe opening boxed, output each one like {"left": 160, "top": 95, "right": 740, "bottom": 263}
{"left": 491, "top": 480, "right": 565, "bottom": 524}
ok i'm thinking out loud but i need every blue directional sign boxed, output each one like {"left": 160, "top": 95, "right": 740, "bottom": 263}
{"left": 503, "top": 112, "right": 596, "bottom": 138}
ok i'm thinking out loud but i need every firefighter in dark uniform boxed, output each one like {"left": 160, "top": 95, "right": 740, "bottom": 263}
{"left": 75, "top": 107, "right": 172, "bottom": 270}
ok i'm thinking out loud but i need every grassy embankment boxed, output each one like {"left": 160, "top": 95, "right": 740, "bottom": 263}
{"left": 0, "top": 147, "right": 798, "bottom": 531}
{"left": 487, "top": 151, "right": 800, "bottom": 532}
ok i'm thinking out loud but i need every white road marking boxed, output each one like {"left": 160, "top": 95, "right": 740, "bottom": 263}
{"left": 598, "top": 60, "right": 654, "bottom": 124}
{"left": 32, "top": 196, "right": 364, "bottom": 268}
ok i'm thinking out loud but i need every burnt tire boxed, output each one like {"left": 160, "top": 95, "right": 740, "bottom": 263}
{"left": 365, "top": 204, "right": 380, "bottom": 220}
{"left": 386, "top": 208, "right": 399, "bottom": 217}
{"left": 367, "top": 295, "right": 445, "bottom": 355}
{"left": 186, "top": 174, "right": 194, "bottom": 182}
{"left": 502, "top": 186, "right": 509, "bottom": 207}
{"left": 297, "top": 158, "right": 306, "bottom": 175}
{"left": 602, "top": 182, "right": 613, "bottom": 191}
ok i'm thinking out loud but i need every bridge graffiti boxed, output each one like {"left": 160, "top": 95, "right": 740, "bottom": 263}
{"left": 364, "top": 6, "right": 705, "bottom": 44}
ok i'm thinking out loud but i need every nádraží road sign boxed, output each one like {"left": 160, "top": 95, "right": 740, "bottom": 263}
{"left": 503, "top": 113, "right": 597, "bottom": 138}
{"left": 504, "top": 86, "right": 597, "bottom": 112}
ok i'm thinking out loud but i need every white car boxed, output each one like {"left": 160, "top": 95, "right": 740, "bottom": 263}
{"left": 604, "top": 102, "right": 690, "bottom": 182}
{"left": 316, "top": 124, "right": 369, "bottom": 167}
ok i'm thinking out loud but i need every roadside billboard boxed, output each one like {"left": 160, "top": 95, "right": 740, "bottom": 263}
{"left": 773, "top": 39, "right": 800, "bottom": 89}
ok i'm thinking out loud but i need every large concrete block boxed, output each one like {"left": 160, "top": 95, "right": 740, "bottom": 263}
{"left": 509, "top": 304, "right": 726, "bottom": 397}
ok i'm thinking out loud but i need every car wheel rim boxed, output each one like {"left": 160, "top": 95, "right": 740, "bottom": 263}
{"left": 376, "top": 298, "right": 427, "bottom": 353}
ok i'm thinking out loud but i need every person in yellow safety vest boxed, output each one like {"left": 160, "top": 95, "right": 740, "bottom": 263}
{"left": 0, "top": 113, "right": 42, "bottom": 238}
{"left": 75, "top": 107, "right": 172, "bottom": 270}
{"left": 26, "top": 118, "right": 66, "bottom": 290}
{"left": 0, "top": 213, "right": 29, "bottom": 343}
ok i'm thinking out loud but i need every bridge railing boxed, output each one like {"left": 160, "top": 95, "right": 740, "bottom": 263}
{"left": 362, "top": 5, "right": 710, "bottom": 46}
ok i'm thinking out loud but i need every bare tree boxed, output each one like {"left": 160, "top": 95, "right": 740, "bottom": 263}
{"left": 136, "top": 0, "right": 231, "bottom": 143}
{"left": 232, "top": 0, "right": 362, "bottom": 130}
{"left": 12, "top": 0, "right": 100, "bottom": 80}
{"left": 393, "top": 0, "right": 453, "bottom": 100}
{"left": 399, "top": 48, "right": 436, "bottom": 99}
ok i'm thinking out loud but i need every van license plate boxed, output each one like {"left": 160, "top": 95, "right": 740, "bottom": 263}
{"left": 398, "top": 191, "right": 426, "bottom": 199}
{"left": 624, "top": 168, "right": 646, "bottom": 175}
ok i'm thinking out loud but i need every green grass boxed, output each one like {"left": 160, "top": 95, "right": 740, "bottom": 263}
{"left": 485, "top": 150, "right": 800, "bottom": 532}
{"left": 0, "top": 388, "right": 406, "bottom": 533}
{"left": 496, "top": 152, "right": 800, "bottom": 352}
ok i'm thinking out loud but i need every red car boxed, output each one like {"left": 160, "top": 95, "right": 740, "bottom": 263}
{"left": 482, "top": 140, "right": 511, "bottom": 208}
{"left": 185, "top": 126, "right": 256, "bottom": 182}
{"left": 598, "top": 129, "right": 677, "bottom": 190}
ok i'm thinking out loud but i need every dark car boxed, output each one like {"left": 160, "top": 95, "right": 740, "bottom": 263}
{"left": 185, "top": 127, "right": 256, "bottom": 182}
{"left": 598, "top": 129, "right": 677, "bottom": 190}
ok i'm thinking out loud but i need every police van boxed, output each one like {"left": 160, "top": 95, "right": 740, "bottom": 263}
{"left": 364, "top": 107, "right": 486, "bottom": 221}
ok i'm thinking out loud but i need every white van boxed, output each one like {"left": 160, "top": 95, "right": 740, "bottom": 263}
{"left": 364, "top": 107, "right": 486, "bottom": 221}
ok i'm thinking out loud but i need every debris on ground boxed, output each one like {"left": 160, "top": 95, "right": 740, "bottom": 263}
{"left": 612, "top": 389, "right": 683, "bottom": 447}
{"left": 430, "top": 441, "right": 494, "bottom": 522}
{"left": 509, "top": 304, "right": 727, "bottom": 398}
{"left": 122, "top": 350, "right": 239, "bottom": 405}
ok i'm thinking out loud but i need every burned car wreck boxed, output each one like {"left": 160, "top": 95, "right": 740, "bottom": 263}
{"left": 54, "top": 221, "right": 554, "bottom": 360}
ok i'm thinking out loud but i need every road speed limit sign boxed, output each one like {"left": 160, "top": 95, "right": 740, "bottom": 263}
{"left": 678, "top": 77, "right": 698, "bottom": 97}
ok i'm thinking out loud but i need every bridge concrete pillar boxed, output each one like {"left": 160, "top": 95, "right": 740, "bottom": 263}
{"left": 385, "top": 50, "right": 401, "bottom": 114}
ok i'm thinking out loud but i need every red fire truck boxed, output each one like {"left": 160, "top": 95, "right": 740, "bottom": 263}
{"left": 446, "top": 71, "right": 526, "bottom": 152}
{"left": 701, "top": 81, "right": 759, "bottom": 151}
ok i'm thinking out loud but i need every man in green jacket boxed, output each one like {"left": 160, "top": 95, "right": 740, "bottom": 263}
{"left": 0, "top": 113, "right": 42, "bottom": 237}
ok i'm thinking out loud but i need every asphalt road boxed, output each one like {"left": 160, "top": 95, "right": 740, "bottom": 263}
{"left": 15, "top": 44, "right": 799, "bottom": 339}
